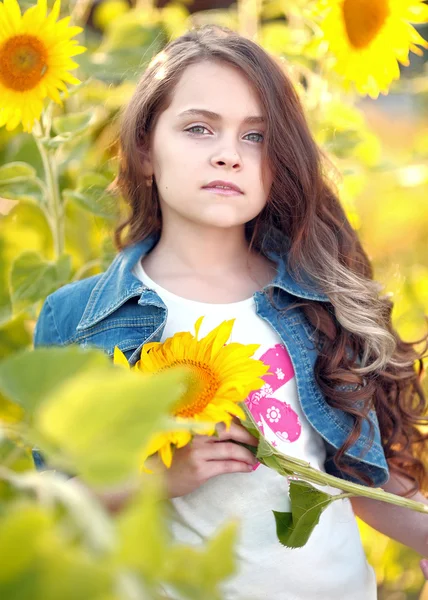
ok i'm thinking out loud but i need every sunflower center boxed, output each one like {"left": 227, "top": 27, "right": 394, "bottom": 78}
{"left": 163, "top": 360, "right": 220, "bottom": 418}
{"left": 342, "top": 0, "right": 390, "bottom": 49}
{"left": 0, "top": 35, "right": 48, "bottom": 91}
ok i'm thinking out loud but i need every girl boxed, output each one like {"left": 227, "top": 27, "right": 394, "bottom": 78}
{"left": 33, "top": 24, "right": 428, "bottom": 600}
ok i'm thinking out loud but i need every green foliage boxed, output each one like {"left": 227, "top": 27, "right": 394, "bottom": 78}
{"left": 36, "top": 364, "right": 187, "bottom": 486}
{"left": 0, "top": 347, "right": 110, "bottom": 420}
{"left": 52, "top": 111, "right": 95, "bottom": 137}
{"left": 63, "top": 172, "right": 119, "bottom": 219}
{"left": 0, "top": 161, "right": 45, "bottom": 206}
{"left": 0, "top": 161, "right": 37, "bottom": 183}
{"left": 10, "top": 253, "right": 72, "bottom": 314}
{"left": 115, "top": 478, "right": 239, "bottom": 599}
{"left": 0, "top": 347, "right": 240, "bottom": 599}
{"left": 273, "top": 481, "right": 333, "bottom": 548}
{"left": 0, "top": 501, "right": 115, "bottom": 600}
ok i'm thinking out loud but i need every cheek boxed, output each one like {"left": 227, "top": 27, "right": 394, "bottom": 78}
{"left": 161, "top": 147, "right": 204, "bottom": 182}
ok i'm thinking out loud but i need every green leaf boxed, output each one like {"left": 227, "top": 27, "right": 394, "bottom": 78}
{"left": 256, "top": 436, "right": 275, "bottom": 461}
{"left": 0, "top": 162, "right": 36, "bottom": 185}
{"left": 35, "top": 365, "right": 191, "bottom": 486}
{"left": 237, "top": 405, "right": 285, "bottom": 467}
{"left": 0, "top": 435, "right": 34, "bottom": 474}
{"left": 234, "top": 441, "right": 258, "bottom": 457}
{"left": 0, "top": 501, "right": 113, "bottom": 599}
{"left": 273, "top": 480, "right": 334, "bottom": 548}
{"left": 201, "top": 520, "right": 238, "bottom": 588}
{"left": 63, "top": 190, "right": 118, "bottom": 219}
{"left": 0, "top": 503, "right": 51, "bottom": 583}
{"left": 10, "top": 252, "right": 71, "bottom": 312}
{"left": 261, "top": 454, "right": 285, "bottom": 472}
{"left": 0, "top": 346, "right": 110, "bottom": 420}
{"left": 40, "top": 135, "right": 72, "bottom": 150}
{"left": 239, "top": 403, "right": 262, "bottom": 441}
{"left": 162, "top": 520, "right": 239, "bottom": 599}
{"left": 0, "top": 469, "right": 116, "bottom": 554}
{"left": 63, "top": 172, "right": 118, "bottom": 219}
{"left": 52, "top": 112, "right": 93, "bottom": 136}
{"left": 0, "top": 178, "right": 45, "bottom": 205}
{"left": 77, "top": 173, "right": 110, "bottom": 189}
{"left": 116, "top": 477, "right": 168, "bottom": 579}
{"left": 0, "top": 295, "right": 12, "bottom": 326}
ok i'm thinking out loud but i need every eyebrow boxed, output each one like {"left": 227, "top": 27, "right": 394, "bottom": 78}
{"left": 177, "top": 108, "right": 266, "bottom": 126}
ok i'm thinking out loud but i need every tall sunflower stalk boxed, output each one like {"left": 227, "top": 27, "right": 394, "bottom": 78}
{"left": 32, "top": 107, "right": 65, "bottom": 258}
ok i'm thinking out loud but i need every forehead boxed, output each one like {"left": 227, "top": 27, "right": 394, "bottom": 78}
{"left": 164, "top": 61, "right": 264, "bottom": 120}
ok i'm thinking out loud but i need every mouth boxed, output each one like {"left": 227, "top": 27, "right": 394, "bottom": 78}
{"left": 202, "top": 187, "right": 243, "bottom": 196}
{"left": 202, "top": 180, "right": 243, "bottom": 195}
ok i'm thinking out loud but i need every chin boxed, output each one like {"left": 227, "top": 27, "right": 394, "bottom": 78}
{"left": 199, "top": 216, "right": 248, "bottom": 229}
{"left": 196, "top": 209, "right": 256, "bottom": 229}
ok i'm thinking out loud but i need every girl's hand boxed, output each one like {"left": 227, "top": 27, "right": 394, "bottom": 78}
{"left": 146, "top": 419, "right": 259, "bottom": 498}
{"left": 420, "top": 559, "right": 428, "bottom": 580}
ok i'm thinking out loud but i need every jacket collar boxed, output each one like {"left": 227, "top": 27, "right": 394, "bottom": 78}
{"left": 76, "top": 232, "right": 329, "bottom": 331}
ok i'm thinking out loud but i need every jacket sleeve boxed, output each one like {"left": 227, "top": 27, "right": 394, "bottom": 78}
{"left": 34, "top": 295, "right": 63, "bottom": 347}
{"left": 32, "top": 296, "right": 74, "bottom": 476}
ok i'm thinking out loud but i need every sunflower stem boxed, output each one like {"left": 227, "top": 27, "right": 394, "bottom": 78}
{"left": 33, "top": 111, "right": 65, "bottom": 259}
{"left": 241, "top": 405, "right": 428, "bottom": 515}
{"left": 272, "top": 453, "right": 428, "bottom": 514}
{"left": 69, "top": 0, "right": 94, "bottom": 27}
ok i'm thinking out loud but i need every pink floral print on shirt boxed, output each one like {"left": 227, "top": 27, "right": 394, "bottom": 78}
{"left": 245, "top": 344, "right": 301, "bottom": 470}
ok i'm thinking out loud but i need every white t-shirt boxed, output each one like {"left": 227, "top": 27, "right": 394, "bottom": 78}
{"left": 132, "top": 258, "right": 377, "bottom": 600}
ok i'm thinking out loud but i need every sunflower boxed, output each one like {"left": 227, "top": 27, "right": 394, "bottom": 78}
{"left": 114, "top": 316, "right": 269, "bottom": 469}
{"left": 316, "top": 0, "right": 428, "bottom": 98}
{"left": 0, "top": 0, "right": 86, "bottom": 132}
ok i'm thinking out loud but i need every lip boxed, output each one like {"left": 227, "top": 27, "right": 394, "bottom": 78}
{"left": 202, "top": 180, "right": 243, "bottom": 194}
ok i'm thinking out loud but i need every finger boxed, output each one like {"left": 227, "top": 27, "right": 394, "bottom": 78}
{"left": 420, "top": 559, "right": 428, "bottom": 579}
{"left": 201, "top": 441, "right": 258, "bottom": 465}
{"left": 215, "top": 422, "right": 259, "bottom": 446}
{"left": 189, "top": 433, "right": 213, "bottom": 447}
{"left": 205, "top": 460, "right": 254, "bottom": 479}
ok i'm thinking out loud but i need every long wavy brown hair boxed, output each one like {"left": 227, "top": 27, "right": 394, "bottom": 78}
{"left": 109, "top": 24, "right": 428, "bottom": 496}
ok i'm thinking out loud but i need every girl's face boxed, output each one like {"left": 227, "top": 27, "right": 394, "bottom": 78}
{"left": 144, "top": 60, "right": 273, "bottom": 231}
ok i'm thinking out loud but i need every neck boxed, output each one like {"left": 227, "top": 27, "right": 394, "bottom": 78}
{"left": 149, "top": 219, "right": 253, "bottom": 275}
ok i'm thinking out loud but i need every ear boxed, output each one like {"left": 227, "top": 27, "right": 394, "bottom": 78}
{"left": 137, "top": 144, "right": 153, "bottom": 179}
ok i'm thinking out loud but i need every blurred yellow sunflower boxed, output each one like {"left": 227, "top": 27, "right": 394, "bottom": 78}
{"left": 316, "top": 0, "right": 428, "bottom": 98}
{"left": 0, "top": 0, "right": 86, "bottom": 132}
{"left": 114, "top": 316, "right": 269, "bottom": 469}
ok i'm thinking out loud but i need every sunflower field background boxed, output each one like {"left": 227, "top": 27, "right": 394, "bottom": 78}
{"left": 0, "top": 0, "right": 428, "bottom": 598}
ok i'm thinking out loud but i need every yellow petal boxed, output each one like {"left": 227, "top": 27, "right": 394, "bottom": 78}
{"left": 194, "top": 315, "right": 204, "bottom": 340}
{"left": 113, "top": 346, "right": 130, "bottom": 369}
{"left": 4, "top": 0, "right": 22, "bottom": 33}
{"left": 160, "top": 442, "right": 173, "bottom": 468}
{"left": 201, "top": 319, "right": 235, "bottom": 358}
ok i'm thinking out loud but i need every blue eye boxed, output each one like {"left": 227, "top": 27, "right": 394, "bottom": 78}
{"left": 245, "top": 132, "right": 264, "bottom": 143}
{"left": 186, "top": 125, "right": 207, "bottom": 135}
{"left": 185, "top": 126, "right": 264, "bottom": 143}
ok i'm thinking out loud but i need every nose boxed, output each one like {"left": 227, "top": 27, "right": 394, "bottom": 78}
{"left": 211, "top": 148, "right": 241, "bottom": 169}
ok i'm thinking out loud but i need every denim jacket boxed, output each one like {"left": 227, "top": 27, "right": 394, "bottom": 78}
{"left": 33, "top": 233, "right": 389, "bottom": 486}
